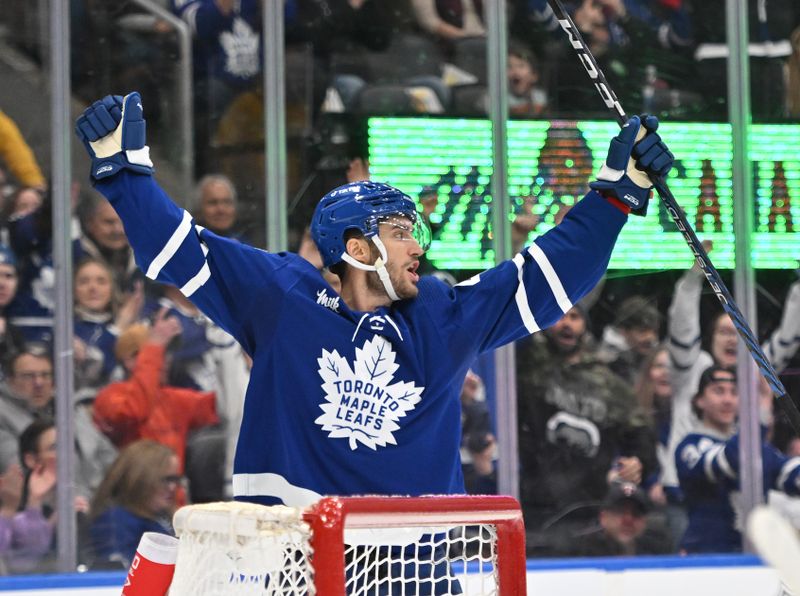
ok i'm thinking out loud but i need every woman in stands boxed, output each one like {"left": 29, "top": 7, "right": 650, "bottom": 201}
{"left": 88, "top": 440, "right": 179, "bottom": 569}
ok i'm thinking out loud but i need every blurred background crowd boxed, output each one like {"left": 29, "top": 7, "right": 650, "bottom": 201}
{"left": 0, "top": 0, "right": 799, "bottom": 575}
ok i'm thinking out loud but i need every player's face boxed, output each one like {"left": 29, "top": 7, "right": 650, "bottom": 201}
{"left": 0, "top": 263, "right": 18, "bottom": 308}
{"left": 75, "top": 262, "right": 113, "bottom": 313}
{"left": 377, "top": 218, "right": 424, "bottom": 300}
{"left": 87, "top": 201, "right": 128, "bottom": 251}
{"left": 711, "top": 314, "right": 738, "bottom": 368}
{"left": 697, "top": 373, "right": 739, "bottom": 432}
{"left": 199, "top": 181, "right": 236, "bottom": 233}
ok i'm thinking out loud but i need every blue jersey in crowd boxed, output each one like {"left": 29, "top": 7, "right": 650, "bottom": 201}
{"left": 95, "top": 171, "right": 626, "bottom": 506}
{"left": 676, "top": 428, "right": 800, "bottom": 553}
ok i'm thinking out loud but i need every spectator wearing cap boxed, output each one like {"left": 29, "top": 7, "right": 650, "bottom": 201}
{"left": 564, "top": 481, "right": 672, "bottom": 557}
{"left": 517, "top": 303, "right": 657, "bottom": 555}
{"left": 598, "top": 295, "right": 661, "bottom": 385}
{"left": 93, "top": 309, "right": 219, "bottom": 476}
{"left": 675, "top": 365, "right": 800, "bottom": 553}
{"left": 661, "top": 249, "right": 800, "bottom": 518}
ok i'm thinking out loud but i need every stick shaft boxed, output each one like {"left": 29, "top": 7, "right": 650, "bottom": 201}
{"left": 546, "top": 0, "right": 800, "bottom": 433}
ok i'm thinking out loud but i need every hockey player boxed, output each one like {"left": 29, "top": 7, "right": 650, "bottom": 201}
{"left": 675, "top": 365, "right": 800, "bottom": 553}
{"left": 75, "top": 92, "right": 673, "bottom": 508}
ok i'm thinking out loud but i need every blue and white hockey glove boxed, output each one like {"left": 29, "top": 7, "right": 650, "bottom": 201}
{"left": 75, "top": 92, "right": 154, "bottom": 181}
{"left": 589, "top": 114, "right": 673, "bottom": 216}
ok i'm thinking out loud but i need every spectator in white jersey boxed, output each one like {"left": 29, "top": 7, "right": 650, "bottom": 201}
{"left": 661, "top": 243, "right": 800, "bottom": 511}
{"left": 76, "top": 92, "right": 673, "bottom": 592}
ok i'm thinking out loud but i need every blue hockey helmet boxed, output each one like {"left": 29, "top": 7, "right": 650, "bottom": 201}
{"left": 311, "top": 181, "right": 430, "bottom": 269}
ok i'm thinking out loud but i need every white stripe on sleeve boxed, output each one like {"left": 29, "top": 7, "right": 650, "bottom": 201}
{"left": 704, "top": 444, "right": 725, "bottom": 483}
{"left": 180, "top": 262, "right": 211, "bottom": 297}
{"left": 146, "top": 210, "right": 193, "bottom": 280}
{"left": 528, "top": 242, "right": 572, "bottom": 314}
{"left": 513, "top": 253, "right": 539, "bottom": 333}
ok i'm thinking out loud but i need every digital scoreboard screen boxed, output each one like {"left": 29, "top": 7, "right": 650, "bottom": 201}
{"left": 367, "top": 118, "right": 800, "bottom": 270}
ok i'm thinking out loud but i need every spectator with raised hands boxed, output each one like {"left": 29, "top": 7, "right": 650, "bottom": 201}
{"left": 0, "top": 346, "right": 117, "bottom": 503}
{"left": 93, "top": 309, "right": 219, "bottom": 483}
{"left": 660, "top": 242, "right": 800, "bottom": 514}
{"left": 0, "top": 459, "right": 53, "bottom": 574}
{"left": 73, "top": 257, "right": 144, "bottom": 394}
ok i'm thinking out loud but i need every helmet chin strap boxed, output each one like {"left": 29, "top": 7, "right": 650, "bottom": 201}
{"left": 340, "top": 235, "right": 400, "bottom": 302}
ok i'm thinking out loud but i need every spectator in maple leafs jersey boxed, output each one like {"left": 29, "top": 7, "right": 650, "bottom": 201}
{"left": 76, "top": 91, "right": 671, "bottom": 593}
{"left": 171, "top": 0, "right": 263, "bottom": 173}
{"left": 675, "top": 365, "right": 800, "bottom": 554}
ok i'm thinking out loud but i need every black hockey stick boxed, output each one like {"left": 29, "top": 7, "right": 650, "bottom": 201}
{"left": 545, "top": 0, "right": 800, "bottom": 434}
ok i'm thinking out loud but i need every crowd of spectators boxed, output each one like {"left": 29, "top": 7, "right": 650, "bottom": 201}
{"left": 0, "top": 0, "right": 799, "bottom": 576}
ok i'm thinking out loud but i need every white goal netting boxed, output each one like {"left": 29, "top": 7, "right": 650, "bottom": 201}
{"left": 169, "top": 499, "right": 513, "bottom": 595}
{"left": 170, "top": 502, "right": 313, "bottom": 595}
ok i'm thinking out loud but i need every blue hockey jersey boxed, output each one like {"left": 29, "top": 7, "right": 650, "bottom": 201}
{"left": 95, "top": 171, "right": 627, "bottom": 506}
{"left": 676, "top": 428, "right": 800, "bottom": 553}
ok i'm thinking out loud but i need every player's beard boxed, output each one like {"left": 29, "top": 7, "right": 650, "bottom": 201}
{"left": 365, "top": 261, "right": 419, "bottom": 301}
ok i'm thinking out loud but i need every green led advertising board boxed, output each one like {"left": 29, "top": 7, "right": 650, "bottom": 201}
{"left": 367, "top": 118, "right": 800, "bottom": 270}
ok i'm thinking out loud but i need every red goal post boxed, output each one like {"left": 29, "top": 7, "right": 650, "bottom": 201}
{"left": 170, "top": 494, "right": 527, "bottom": 595}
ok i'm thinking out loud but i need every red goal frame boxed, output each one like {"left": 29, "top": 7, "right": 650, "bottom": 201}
{"left": 303, "top": 495, "right": 527, "bottom": 595}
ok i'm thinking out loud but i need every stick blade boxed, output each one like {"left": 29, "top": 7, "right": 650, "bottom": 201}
{"left": 747, "top": 505, "right": 800, "bottom": 595}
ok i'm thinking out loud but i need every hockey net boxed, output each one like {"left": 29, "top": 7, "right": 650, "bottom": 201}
{"left": 169, "top": 495, "right": 527, "bottom": 595}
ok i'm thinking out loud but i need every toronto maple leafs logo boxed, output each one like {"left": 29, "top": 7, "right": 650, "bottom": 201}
{"left": 315, "top": 336, "right": 424, "bottom": 450}
{"left": 220, "top": 18, "right": 260, "bottom": 78}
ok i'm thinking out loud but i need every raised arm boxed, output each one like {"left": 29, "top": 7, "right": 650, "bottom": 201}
{"left": 75, "top": 93, "right": 288, "bottom": 352}
{"left": 667, "top": 261, "right": 705, "bottom": 371}
{"left": 447, "top": 115, "right": 674, "bottom": 354}
{"left": 762, "top": 279, "right": 800, "bottom": 372}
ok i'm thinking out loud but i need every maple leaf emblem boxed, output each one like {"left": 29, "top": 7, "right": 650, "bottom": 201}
{"left": 315, "top": 336, "right": 424, "bottom": 450}
{"left": 220, "top": 17, "right": 260, "bottom": 78}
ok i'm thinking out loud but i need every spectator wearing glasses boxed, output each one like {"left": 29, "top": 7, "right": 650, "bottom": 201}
{"left": 0, "top": 345, "right": 56, "bottom": 473}
{"left": 88, "top": 440, "right": 179, "bottom": 569}
{"left": 0, "top": 345, "right": 117, "bottom": 500}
